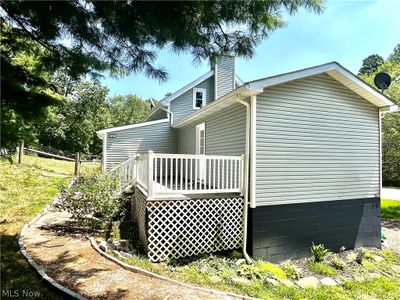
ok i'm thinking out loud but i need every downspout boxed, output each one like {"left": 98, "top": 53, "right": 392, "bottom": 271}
{"left": 160, "top": 106, "right": 174, "bottom": 125}
{"left": 237, "top": 98, "right": 253, "bottom": 264}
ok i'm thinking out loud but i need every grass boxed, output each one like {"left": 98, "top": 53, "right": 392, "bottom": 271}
{"left": 0, "top": 155, "right": 99, "bottom": 298}
{"left": 381, "top": 199, "right": 400, "bottom": 221}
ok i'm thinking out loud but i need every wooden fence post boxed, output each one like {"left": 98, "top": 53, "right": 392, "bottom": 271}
{"left": 18, "top": 141, "right": 24, "bottom": 164}
{"left": 74, "top": 152, "right": 80, "bottom": 176}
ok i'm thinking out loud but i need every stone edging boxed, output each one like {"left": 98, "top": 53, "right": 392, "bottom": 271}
{"left": 89, "top": 237, "right": 257, "bottom": 300}
{"left": 18, "top": 179, "right": 87, "bottom": 300}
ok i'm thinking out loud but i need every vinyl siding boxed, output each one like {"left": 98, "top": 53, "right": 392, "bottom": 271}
{"left": 147, "top": 107, "right": 168, "bottom": 121}
{"left": 256, "top": 73, "right": 380, "bottom": 206}
{"left": 215, "top": 56, "right": 235, "bottom": 98}
{"left": 106, "top": 120, "right": 177, "bottom": 170}
{"left": 179, "top": 101, "right": 246, "bottom": 156}
{"left": 170, "top": 76, "right": 215, "bottom": 123}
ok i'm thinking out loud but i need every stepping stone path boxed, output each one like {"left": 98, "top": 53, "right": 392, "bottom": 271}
{"left": 320, "top": 277, "right": 338, "bottom": 286}
{"left": 296, "top": 276, "right": 320, "bottom": 288}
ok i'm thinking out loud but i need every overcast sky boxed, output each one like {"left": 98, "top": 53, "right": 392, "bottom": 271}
{"left": 102, "top": 0, "right": 400, "bottom": 100}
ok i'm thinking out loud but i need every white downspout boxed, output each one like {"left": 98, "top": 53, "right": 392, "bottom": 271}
{"left": 237, "top": 98, "right": 253, "bottom": 264}
{"left": 250, "top": 95, "right": 257, "bottom": 208}
{"left": 160, "top": 106, "right": 174, "bottom": 125}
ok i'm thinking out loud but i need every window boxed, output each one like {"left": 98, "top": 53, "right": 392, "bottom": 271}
{"left": 196, "top": 123, "right": 205, "bottom": 155}
{"left": 193, "top": 88, "right": 206, "bottom": 109}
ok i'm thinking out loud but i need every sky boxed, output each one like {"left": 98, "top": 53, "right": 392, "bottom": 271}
{"left": 101, "top": 0, "right": 400, "bottom": 100}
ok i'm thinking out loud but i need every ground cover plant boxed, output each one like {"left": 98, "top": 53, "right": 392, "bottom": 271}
{"left": 104, "top": 221, "right": 400, "bottom": 300}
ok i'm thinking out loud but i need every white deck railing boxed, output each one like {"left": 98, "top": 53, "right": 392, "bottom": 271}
{"left": 109, "top": 155, "right": 137, "bottom": 192}
{"left": 109, "top": 151, "right": 244, "bottom": 199}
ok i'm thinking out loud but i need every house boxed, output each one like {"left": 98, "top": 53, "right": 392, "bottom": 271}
{"left": 96, "top": 56, "right": 398, "bottom": 263}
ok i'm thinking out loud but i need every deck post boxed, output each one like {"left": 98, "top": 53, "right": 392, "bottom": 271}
{"left": 147, "top": 151, "right": 154, "bottom": 199}
{"left": 240, "top": 154, "right": 245, "bottom": 196}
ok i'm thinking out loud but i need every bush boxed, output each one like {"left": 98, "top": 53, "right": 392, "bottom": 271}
{"left": 281, "top": 262, "right": 302, "bottom": 280}
{"left": 256, "top": 261, "right": 286, "bottom": 279}
{"left": 60, "top": 172, "right": 122, "bottom": 237}
{"left": 310, "top": 242, "right": 332, "bottom": 262}
{"left": 331, "top": 256, "right": 346, "bottom": 270}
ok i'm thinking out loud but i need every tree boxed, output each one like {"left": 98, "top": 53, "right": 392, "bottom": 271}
{"left": 1, "top": 0, "right": 324, "bottom": 118}
{"left": 358, "top": 54, "right": 385, "bottom": 75}
{"left": 359, "top": 44, "right": 400, "bottom": 187}
{"left": 107, "top": 95, "right": 151, "bottom": 128}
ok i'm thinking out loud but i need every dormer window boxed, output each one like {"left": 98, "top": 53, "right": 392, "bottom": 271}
{"left": 193, "top": 88, "right": 206, "bottom": 109}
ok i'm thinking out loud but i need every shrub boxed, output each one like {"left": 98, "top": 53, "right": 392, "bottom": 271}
{"left": 306, "top": 261, "right": 338, "bottom": 277}
{"left": 60, "top": 172, "right": 122, "bottom": 238}
{"left": 331, "top": 256, "right": 346, "bottom": 270}
{"left": 310, "top": 242, "right": 332, "bottom": 262}
{"left": 281, "top": 262, "right": 302, "bottom": 280}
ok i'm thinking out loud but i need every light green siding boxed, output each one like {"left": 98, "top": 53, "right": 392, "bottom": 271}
{"left": 255, "top": 74, "right": 380, "bottom": 206}
{"left": 106, "top": 120, "right": 177, "bottom": 170}
{"left": 179, "top": 102, "right": 246, "bottom": 155}
{"left": 170, "top": 76, "right": 215, "bottom": 123}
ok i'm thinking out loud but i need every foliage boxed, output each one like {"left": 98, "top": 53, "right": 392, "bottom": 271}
{"left": 256, "top": 261, "right": 287, "bottom": 279}
{"left": 60, "top": 172, "right": 122, "bottom": 237}
{"left": 113, "top": 248, "right": 400, "bottom": 299}
{"left": 306, "top": 261, "right": 338, "bottom": 276}
{"left": 0, "top": 155, "right": 73, "bottom": 298}
{"left": 331, "top": 256, "right": 347, "bottom": 270}
{"left": 359, "top": 44, "right": 400, "bottom": 187}
{"left": 358, "top": 54, "right": 384, "bottom": 75}
{"left": 281, "top": 262, "right": 302, "bottom": 280}
{"left": 310, "top": 242, "right": 332, "bottom": 262}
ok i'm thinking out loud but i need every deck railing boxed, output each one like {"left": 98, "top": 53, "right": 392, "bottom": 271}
{"left": 109, "top": 155, "right": 137, "bottom": 192}
{"left": 109, "top": 151, "right": 244, "bottom": 198}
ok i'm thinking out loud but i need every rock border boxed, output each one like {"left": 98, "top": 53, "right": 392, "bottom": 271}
{"left": 89, "top": 237, "right": 257, "bottom": 300}
{"left": 18, "top": 179, "right": 87, "bottom": 300}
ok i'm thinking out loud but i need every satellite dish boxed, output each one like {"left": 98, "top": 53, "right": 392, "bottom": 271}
{"left": 149, "top": 98, "right": 156, "bottom": 110}
{"left": 374, "top": 72, "right": 391, "bottom": 92}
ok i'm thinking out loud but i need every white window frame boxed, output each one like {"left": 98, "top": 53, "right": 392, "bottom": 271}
{"left": 196, "top": 123, "right": 206, "bottom": 155}
{"left": 193, "top": 88, "right": 206, "bottom": 110}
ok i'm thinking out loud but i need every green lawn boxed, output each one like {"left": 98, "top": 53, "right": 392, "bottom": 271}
{"left": 0, "top": 155, "right": 99, "bottom": 299}
{"left": 381, "top": 199, "right": 400, "bottom": 221}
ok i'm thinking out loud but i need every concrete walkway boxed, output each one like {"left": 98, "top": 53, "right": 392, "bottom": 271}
{"left": 382, "top": 188, "right": 400, "bottom": 200}
{"left": 23, "top": 210, "right": 236, "bottom": 300}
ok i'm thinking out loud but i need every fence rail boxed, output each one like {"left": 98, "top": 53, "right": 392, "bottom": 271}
{"left": 109, "top": 151, "right": 244, "bottom": 198}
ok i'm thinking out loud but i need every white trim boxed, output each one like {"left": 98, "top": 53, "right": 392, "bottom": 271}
{"left": 162, "top": 70, "right": 214, "bottom": 105}
{"left": 96, "top": 118, "right": 170, "bottom": 136}
{"left": 102, "top": 134, "right": 107, "bottom": 172}
{"left": 214, "top": 64, "right": 218, "bottom": 100}
{"left": 235, "top": 75, "right": 244, "bottom": 87}
{"left": 248, "top": 62, "right": 396, "bottom": 108}
{"left": 195, "top": 123, "right": 206, "bottom": 155}
{"left": 250, "top": 95, "right": 257, "bottom": 208}
{"left": 192, "top": 88, "right": 207, "bottom": 110}
{"left": 173, "top": 85, "right": 257, "bottom": 128}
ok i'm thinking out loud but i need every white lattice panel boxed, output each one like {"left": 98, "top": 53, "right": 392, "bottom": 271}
{"left": 133, "top": 188, "right": 148, "bottom": 250}
{"left": 146, "top": 197, "right": 244, "bottom": 262}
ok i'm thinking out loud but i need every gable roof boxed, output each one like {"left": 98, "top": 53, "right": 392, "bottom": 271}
{"left": 96, "top": 118, "right": 169, "bottom": 138}
{"left": 174, "top": 61, "right": 397, "bottom": 128}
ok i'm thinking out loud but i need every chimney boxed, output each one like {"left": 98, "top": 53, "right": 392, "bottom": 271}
{"left": 211, "top": 55, "right": 235, "bottom": 99}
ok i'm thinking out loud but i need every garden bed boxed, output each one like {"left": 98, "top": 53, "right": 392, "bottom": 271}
{"left": 94, "top": 235, "right": 400, "bottom": 300}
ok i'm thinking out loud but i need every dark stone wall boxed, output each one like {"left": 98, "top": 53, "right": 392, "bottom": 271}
{"left": 248, "top": 198, "right": 381, "bottom": 262}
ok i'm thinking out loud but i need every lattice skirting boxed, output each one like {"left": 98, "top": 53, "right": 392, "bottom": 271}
{"left": 133, "top": 188, "right": 244, "bottom": 262}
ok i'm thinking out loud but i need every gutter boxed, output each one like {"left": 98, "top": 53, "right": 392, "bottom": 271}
{"left": 236, "top": 98, "right": 253, "bottom": 264}
{"left": 159, "top": 106, "right": 174, "bottom": 125}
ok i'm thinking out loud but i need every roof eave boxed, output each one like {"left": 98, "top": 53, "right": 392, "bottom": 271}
{"left": 173, "top": 85, "right": 259, "bottom": 128}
